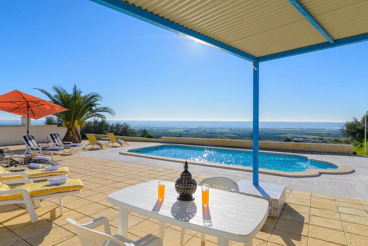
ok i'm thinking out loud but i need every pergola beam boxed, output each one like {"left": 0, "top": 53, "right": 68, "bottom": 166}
{"left": 92, "top": 0, "right": 257, "bottom": 62}
{"left": 259, "top": 33, "right": 368, "bottom": 62}
{"left": 288, "top": 0, "right": 334, "bottom": 43}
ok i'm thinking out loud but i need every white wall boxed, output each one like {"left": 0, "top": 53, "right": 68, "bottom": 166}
{"left": 0, "top": 125, "right": 67, "bottom": 145}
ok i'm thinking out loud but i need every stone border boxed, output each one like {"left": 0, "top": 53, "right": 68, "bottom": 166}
{"left": 119, "top": 144, "right": 355, "bottom": 177}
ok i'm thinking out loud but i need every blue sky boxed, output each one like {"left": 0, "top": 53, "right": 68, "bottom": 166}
{"left": 1, "top": 1, "right": 367, "bottom": 123}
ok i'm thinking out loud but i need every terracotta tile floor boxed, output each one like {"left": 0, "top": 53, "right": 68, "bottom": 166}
{"left": 1, "top": 144, "right": 368, "bottom": 246}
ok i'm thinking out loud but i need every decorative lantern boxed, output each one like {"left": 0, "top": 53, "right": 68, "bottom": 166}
{"left": 175, "top": 161, "right": 197, "bottom": 201}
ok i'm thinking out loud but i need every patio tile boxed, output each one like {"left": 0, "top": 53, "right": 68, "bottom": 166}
{"left": 34, "top": 201, "right": 69, "bottom": 217}
{"left": 336, "top": 201, "right": 365, "bottom": 210}
{"left": 169, "top": 224, "right": 198, "bottom": 236}
{"left": 73, "top": 189, "right": 99, "bottom": 198}
{"left": 255, "top": 226, "right": 273, "bottom": 241}
{"left": 334, "top": 196, "right": 360, "bottom": 204}
{"left": 0, "top": 226, "right": 24, "bottom": 246}
{"left": 308, "top": 225, "right": 347, "bottom": 245}
{"left": 89, "top": 207, "right": 120, "bottom": 220}
{"left": 0, "top": 204, "right": 21, "bottom": 213}
{"left": 283, "top": 203, "right": 310, "bottom": 214}
{"left": 54, "top": 236, "right": 81, "bottom": 245}
{"left": 97, "top": 199, "right": 115, "bottom": 207}
{"left": 83, "top": 192, "right": 107, "bottom": 202}
{"left": 4, "top": 212, "right": 36, "bottom": 230}
{"left": 290, "top": 190, "right": 311, "bottom": 197}
{"left": 340, "top": 213, "right": 368, "bottom": 226}
{"left": 275, "top": 219, "right": 308, "bottom": 236}
{"left": 8, "top": 240, "right": 31, "bottom": 246}
{"left": 264, "top": 217, "right": 278, "bottom": 229}
{"left": 162, "top": 227, "right": 192, "bottom": 246}
{"left": 360, "top": 199, "right": 368, "bottom": 205}
{"left": 312, "top": 193, "right": 335, "bottom": 200}
{"left": 345, "top": 233, "right": 368, "bottom": 246}
{"left": 184, "top": 236, "right": 217, "bottom": 246}
{"left": 63, "top": 198, "right": 93, "bottom": 210}
{"left": 74, "top": 202, "right": 110, "bottom": 215}
{"left": 338, "top": 207, "right": 368, "bottom": 216}
{"left": 268, "top": 229, "right": 307, "bottom": 246}
{"left": 286, "top": 196, "right": 311, "bottom": 207}
{"left": 309, "top": 216, "right": 343, "bottom": 231}
{"left": 311, "top": 197, "right": 336, "bottom": 204}
{"left": 307, "top": 237, "right": 345, "bottom": 246}
{"left": 25, "top": 226, "right": 74, "bottom": 246}
{"left": 311, "top": 201, "right": 338, "bottom": 212}
{"left": 229, "top": 239, "right": 265, "bottom": 246}
{"left": 45, "top": 210, "right": 87, "bottom": 226}
{"left": 310, "top": 208, "right": 340, "bottom": 220}
{"left": 342, "top": 221, "right": 368, "bottom": 237}
{"left": 48, "top": 194, "right": 81, "bottom": 204}
{"left": 279, "top": 210, "right": 309, "bottom": 224}
{"left": 13, "top": 219, "right": 54, "bottom": 239}
{"left": 128, "top": 220, "right": 160, "bottom": 237}
{"left": 110, "top": 214, "right": 145, "bottom": 229}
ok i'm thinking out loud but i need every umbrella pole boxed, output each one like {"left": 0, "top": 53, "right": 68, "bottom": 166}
{"left": 27, "top": 102, "right": 30, "bottom": 136}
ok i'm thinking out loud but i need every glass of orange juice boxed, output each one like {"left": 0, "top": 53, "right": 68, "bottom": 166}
{"left": 158, "top": 181, "right": 165, "bottom": 199}
{"left": 202, "top": 184, "right": 209, "bottom": 205}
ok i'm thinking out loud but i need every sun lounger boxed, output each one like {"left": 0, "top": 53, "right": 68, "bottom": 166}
{"left": 0, "top": 165, "right": 69, "bottom": 182}
{"left": 106, "top": 133, "right": 130, "bottom": 147}
{"left": 83, "top": 134, "right": 105, "bottom": 150}
{"left": 23, "top": 135, "right": 63, "bottom": 158}
{"left": 0, "top": 178, "right": 84, "bottom": 223}
{"left": 49, "top": 133, "right": 82, "bottom": 154}
{"left": 0, "top": 148, "right": 31, "bottom": 166}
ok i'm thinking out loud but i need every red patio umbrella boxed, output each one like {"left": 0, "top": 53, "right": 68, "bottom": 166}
{"left": 0, "top": 90, "right": 68, "bottom": 135}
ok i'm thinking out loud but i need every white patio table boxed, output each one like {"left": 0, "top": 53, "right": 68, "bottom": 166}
{"left": 107, "top": 180, "right": 269, "bottom": 246}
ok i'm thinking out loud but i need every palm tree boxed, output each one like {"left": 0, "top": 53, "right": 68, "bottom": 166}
{"left": 35, "top": 85, "right": 115, "bottom": 142}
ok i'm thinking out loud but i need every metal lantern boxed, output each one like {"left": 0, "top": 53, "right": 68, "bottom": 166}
{"left": 175, "top": 161, "right": 197, "bottom": 201}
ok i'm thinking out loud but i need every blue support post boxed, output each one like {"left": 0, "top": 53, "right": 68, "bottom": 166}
{"left": 252, "top": 61, "right": 259, "bottom": 186}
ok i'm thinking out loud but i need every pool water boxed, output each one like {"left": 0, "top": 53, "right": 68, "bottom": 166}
{"left": 128, "top": 145, "right": 338, "bottom": 172}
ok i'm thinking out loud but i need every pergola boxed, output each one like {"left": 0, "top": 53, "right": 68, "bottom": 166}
{"left": 92, "top": 0, "right": 368, "bottom": 185}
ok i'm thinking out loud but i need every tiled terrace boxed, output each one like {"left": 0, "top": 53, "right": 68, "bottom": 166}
{"left": 1, "top": 143, "right": 368, "bottom": 246}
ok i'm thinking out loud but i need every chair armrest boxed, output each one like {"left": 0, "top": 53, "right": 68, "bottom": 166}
{"left": 0, "top": 172, "right": 28, "bottom": 179}
{"left": 0, "top": 188, "right": 31, "bottom": 200}
{"left": 79, "top": 216, "right": 112, "bottom": 234}
{"left": 1, "top": 178, "right": 34, "bottom": 185}
{"left": 134, "top": 234, "right": 163, "bottom": 246}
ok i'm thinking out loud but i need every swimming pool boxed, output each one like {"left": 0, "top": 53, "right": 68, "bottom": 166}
{"left": 128, "top": 145, "right": 339, "bottom": 173}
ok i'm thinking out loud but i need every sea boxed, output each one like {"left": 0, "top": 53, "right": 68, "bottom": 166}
{"left": 0, "top": 120, "right": 345, "bottom": 129}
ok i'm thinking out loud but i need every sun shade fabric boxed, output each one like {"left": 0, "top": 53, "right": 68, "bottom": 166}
{"left": 0, "top": 178, "right": 83, "bottom": 201}
{"left": 0, "top": 166, "right": 69, "bottom": 181}
{"left": 0, "top": 90, "right": 68, "bottom": 119}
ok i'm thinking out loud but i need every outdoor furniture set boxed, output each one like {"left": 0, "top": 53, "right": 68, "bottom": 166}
{"left": 84, "top": 133, "right": 129, "bottom": 150}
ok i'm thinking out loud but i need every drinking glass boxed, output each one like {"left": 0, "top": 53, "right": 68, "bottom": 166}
{"left": 202, "top": 184, "right": 209, "bottom": 205}
{"left": 158, "top": 181, "right": 166, "bottom": 199}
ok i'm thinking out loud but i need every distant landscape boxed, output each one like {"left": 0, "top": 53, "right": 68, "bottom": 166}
{"left": 0, "top": 120, "right": 345, "bottom": 143}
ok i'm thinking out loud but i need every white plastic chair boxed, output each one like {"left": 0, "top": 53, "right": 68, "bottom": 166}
{"left": 179, "top": 177, "right": 240, "bottom": 246}
{"left": 68, "top": 216, "right": 163, "bottom": 246}
{"left": 199, "top": 177, "right": 240, "bottom": 193}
